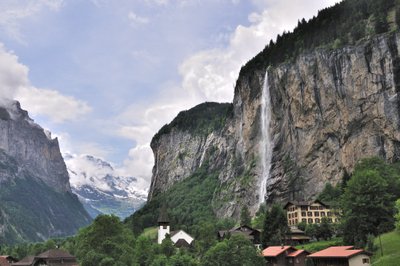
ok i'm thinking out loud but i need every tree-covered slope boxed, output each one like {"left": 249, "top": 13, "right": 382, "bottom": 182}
{"left": 0, "top": 150, "right": 91, "bottom": 244}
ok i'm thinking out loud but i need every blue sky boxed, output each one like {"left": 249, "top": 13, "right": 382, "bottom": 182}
{"left": 0, "top": 0, "right": 339, "bottom": 188}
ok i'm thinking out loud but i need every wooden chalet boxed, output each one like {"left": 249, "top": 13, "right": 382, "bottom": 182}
{"left": 307, "top": 246, "right": 372, "bottom": 266}
{"left": 11, "top": 249, "right": 78, "bottom": 266}
{"left": 218, "top": 225, "right": 261, "bottom": 245}
{"left": 285, "top": 226, "right": 311, "bottom": 245}
{"left": 262, "top": 246, "right": 310, "bottom": 266}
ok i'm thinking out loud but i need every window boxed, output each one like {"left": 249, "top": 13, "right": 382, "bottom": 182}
{"left": 289, "top": 214, "right": 291, "bottom": 219}
{"left": 307, "top": 212, "right": 312, "bottom": 216}
{"left": 362, "top": 258, "right": 370, "bottom": 264}
{"left": 295, "top": 212, "right": 298, "bottom": 217}
{"left": 301, "top": 212, "right": 306, "bottom": 217}
{"left": 310, "top": 206, "right": 317, "bottom": 210}
{"left": 301, "top": 206, "right": 308, "bottom": 211}
{"left": 327, "top": 212, "right": 332, "bottom": 217}
{"left": 289, "top": 220, "right": 291, "bottom": 225}
{"left": 308, "top": 218, "right": 313, "bottom": 224}
{"left": 302, "top": 218, "right": 307, "bottom": 223}
{"left": 315, "top": 218, "right": 320, "bottom": 223}
{"left": 321, "top": 212, "right": 326, "bottom": 217}
{"left": 295, "top": 219, "right": 298, "bottom": 224}
{"left": 314, "top": 212, "right": 319, "bottom": 216}
{"left": 328, "top": 218, "right": 332, "bottom": 223}
{"left": 319, "top": 206, "right": 324, "bottom": 210}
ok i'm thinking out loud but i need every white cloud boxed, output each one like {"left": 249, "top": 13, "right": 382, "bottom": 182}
{"left": 0, "top": 42, "right": 92, "bottom": 123}
{"left": 118, "top": 0, "right": 340, "bottom": 183}
{"left": 0, "top": 43, "right": 28, "bottom": 100}
{"left": 0, "top": 0, "right": 64, "bottom": 43}
{"left": 16, "top": 87, "right": 92, "bottom": 123}
{"left": 128, "top": 11, "right": 149, "bottom": 25}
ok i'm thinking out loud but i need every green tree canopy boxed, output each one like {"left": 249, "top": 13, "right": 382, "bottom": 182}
{"left": 341, "top": 167, "right": 396, "bottom": 246}
{"left": 202, "top": 235, "right": 264, "bottom": 266}
{"left": 74, "top": 215, "right": 135, "bottom": 266}
{"left": 240, "top": 205, "right": 251, "bottom": 226}
{"left": 261, "top": 204, "right": 289, "bottom": 247}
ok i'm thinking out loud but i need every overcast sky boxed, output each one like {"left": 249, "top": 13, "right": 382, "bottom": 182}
{"left": 0, "top": 0, "right": 340, "bottom": 189}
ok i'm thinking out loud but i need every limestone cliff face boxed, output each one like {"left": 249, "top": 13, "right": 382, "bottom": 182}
{"left": 0, "top": 101, "right": 71, "bottom": 192}
{"left": 264, "top": 33, "right": 400, "bottom": 202}
{"left": 149, "top": 32, "right": 400, "bottom": 218}
{"left": 0, "top": 100, "right": 91, "bottom": 244}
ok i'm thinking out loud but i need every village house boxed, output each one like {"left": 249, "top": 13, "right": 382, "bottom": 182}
{"left": 284, "top": 200, "right": 340, "bottom": 226}
{"left": 307, "top": 246, "right": 372, "bottom": 266}
{"left": 218, "top": 225, "right": 261, "bottom": 246}
{"left": 285, "top": 226, "right": 311, "bottom": 245}
{"left": 11, "top": 249, "right": 78, "bottom": 266}
{"left": 157, "top": 208, "right": 194, "bottom": 247}
{"left": 262, "top": 246, "right": 310, "bottom": 266}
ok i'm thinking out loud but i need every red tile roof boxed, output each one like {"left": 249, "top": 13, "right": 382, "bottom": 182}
{"left": 262, "top": 246, "right": 296, "bottom": 257}
{"left": 287, "top": 249, "right": 310, "bottom": 257}
{"left": 308, "top": 246, "right": 369, "bottom": 258}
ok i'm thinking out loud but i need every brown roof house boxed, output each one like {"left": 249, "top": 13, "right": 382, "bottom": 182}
{"left": 218, "top": 225, "right": 261, "bottom": 245}
{"left": 12, "top": 249, "right": 78, "bottom": 266}
{"left": 262, "top": 246, "right": 310, "bottom": 266}
{"left": 285, "top": 226, "right": 311, "bottom": 245}
{"left": 307, "top": 246, "right": 372, "bottom": 266}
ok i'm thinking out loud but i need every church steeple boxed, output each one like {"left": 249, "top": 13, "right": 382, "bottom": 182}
{"left": 157, "top": 205, "right": 170, "bottom": 244}
{"left": 157, "top": 204, "right": 169, "bottom": 225}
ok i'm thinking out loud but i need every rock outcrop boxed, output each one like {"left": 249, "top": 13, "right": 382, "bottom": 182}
{"left": 0, "top": 100, "right": 91, "bottom": 244}
{"left": 148, "top": 32, "right": 400, "bottom": 218}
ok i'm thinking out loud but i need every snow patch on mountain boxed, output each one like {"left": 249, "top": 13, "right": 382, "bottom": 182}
{"left": 65, "top": 153, "right": 148, "bottom": 219}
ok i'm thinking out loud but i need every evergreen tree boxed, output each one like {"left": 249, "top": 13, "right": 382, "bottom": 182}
{"left": 395, "top": 199, "right": 400, "bottom": 231}
{"left": 341, "top": 169, "right": 395, "bottom": 246}
{"left": 240, "top": 205, "right": 251, "bottom": 226}
{"left": 261, "top": 204, "right": 289, "bottom": 247}
{"left": 202, "top": 235, "right": 264, "bottom": 266}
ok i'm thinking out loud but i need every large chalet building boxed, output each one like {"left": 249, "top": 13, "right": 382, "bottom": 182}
{"left": 284, "top": 200, "right": 340, "bottom": 226}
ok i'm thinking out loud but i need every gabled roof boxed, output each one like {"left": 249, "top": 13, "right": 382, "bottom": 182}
{"left": 284, "top": 199, "right": 329, "bottom": 209}
{"left": 230, "top": 225, "right": 260, "bottom": 234}
{"left": 36, "top": 249, "right": 75, "bottom": 259}
{"left": 287, "top": 249, "right": 310, "bottom": 257}
{"left": 262, "top": 246, "right": 296, "bottom": 257}
{"left": 174, "top": 238, "right": 192, "bottom": 248}
{"left": 308, "top": 246, "right": 371, "bottom": 258}
{"left": 11, "top": 256, "right": 35, "bottom": 266}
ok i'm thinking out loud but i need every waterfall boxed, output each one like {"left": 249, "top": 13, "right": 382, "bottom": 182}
{"left": 259, "top": 70, "right": 272, "bottom": 205}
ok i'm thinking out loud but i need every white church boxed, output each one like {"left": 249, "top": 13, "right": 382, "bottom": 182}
{"left": 157, "top": 207, "right": 194, "bottom": 248}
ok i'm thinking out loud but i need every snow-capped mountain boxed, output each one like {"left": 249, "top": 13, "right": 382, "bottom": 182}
{"left": 65, "top": 154, "right": 148, "bottom": 219}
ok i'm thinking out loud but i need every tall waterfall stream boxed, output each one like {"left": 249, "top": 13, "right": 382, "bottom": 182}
{"left": 259, "top": 70, "right": 272, "bottom": 205}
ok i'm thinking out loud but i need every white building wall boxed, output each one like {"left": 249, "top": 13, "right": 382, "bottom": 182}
{"left": 158, "top": 225, "right": 170, "bottom": 244}
{"left": 349, "top": 254, "right": 371, "bottom": 266}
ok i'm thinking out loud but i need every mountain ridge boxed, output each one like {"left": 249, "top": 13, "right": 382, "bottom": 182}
{"left": 0, "top": 99, "right": 91, "bottom": 244}
{"left": 66, "top": 154, "right": 147, "bottom": 219}
{"left": 143, "top": 0, "right": 400, "bottom": 224}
